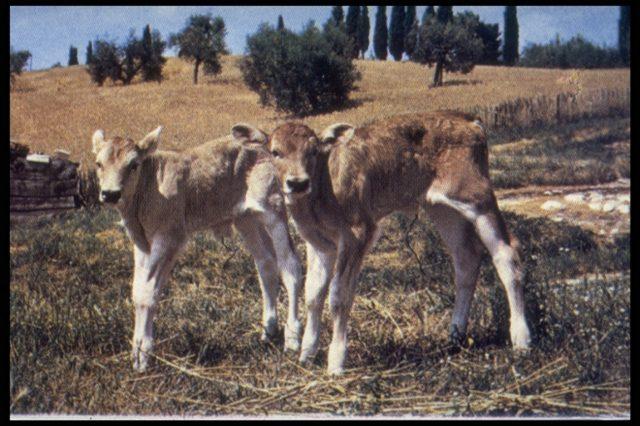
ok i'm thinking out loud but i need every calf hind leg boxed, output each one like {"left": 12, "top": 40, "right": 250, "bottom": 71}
{"left": 428, "top": 189, "right": 531, "bottom": 350}
{"left": 426, "top": 204, "right": 483, "bottom": 346}
{"left": 473, "top": 206, "right": 531, "bottom": 349}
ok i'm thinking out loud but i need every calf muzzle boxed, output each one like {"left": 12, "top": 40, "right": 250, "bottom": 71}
{"left": 101, "top": 190, "right": 121, "bottom": 204}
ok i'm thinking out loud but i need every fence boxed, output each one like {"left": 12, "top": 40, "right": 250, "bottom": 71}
{"left": 10, "top": 141, "right": 80, "bottom": 216}
{"left": 467, "top": 88, "right": 630, "bottom": 130}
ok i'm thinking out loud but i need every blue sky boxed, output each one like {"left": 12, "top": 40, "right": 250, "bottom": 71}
{"left": 10, "top": 6, "right": 622, "bottom": 71}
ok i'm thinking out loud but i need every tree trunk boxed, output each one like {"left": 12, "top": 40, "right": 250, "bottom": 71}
{"left": 432, "top": 60, "right": 443, "bottom": 87}
{"left": 193, "top": 59, "right": 200, "bottom": 85}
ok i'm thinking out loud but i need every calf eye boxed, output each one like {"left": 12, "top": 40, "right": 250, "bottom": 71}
{"left": 130, "top": 162, "right": 138, "bottom": 171}
{"left": 271, "top": 149, "right": 282, "bottom": 158}
{"left": 95, "top": 161, "right": 103, "bottom": 169}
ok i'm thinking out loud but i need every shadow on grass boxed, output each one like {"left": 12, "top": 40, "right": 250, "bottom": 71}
{"left": 430, "top": 79, "right": 483, "bottom": 88}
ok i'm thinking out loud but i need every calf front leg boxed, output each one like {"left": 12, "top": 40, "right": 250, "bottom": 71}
{"left": 263, "top": 211, "right": 304, "bottom": 352}
{"left": 235, "top": 218, "right": 281, "bottom": 343}
{"left": 299, "top": 244, "right": 335, "bottom": 364}
{"left": 327, "top": 225, "right": 375, "bottom": 375}
{"left": 131, "top": 235, "right": 183, "bottom": 372}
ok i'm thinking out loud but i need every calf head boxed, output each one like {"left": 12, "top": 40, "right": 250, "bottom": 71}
{"left": 231, "top": 122, "right": 354, "bottom": 203}
{"left": 91, "top": 126, "right": 162, "bottom": 204}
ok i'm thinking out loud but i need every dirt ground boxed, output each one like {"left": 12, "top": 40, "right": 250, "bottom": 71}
{"left": 496, "top": 178, "right": 630, "bottom": 240}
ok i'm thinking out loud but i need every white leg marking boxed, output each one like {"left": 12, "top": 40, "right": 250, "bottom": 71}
{"left": 299, "top": 244, "right": 334, "bottom": 364}
{"left": 236, "top": 218, "right": 281, "bottom": 342}
{"left": 475, "top": 214, "right": 531, "bottom": 349}
{"left": 427, "top": 205, "right": 482, "bottom": 339}
{"left": 264, "top": 213, "right": 304, "bottom": 351}
{"left": 131, "top": 236, "right": 183, "bottom": 372}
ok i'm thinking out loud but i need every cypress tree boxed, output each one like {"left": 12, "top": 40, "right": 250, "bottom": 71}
{"left": 86, "top": 41, "right": 93, "bottom": 65}
{"left": 68, "top": 45, "right": 79, "bottom": 66}
{"left": 277, "top": 15, "right": 285, "bottom": 30}
{"left": 404, "top": 6, "right": 418, "bottom": 58}
{"left": 436, "top": 6, "right": 453, "bottom": 24}
{"left": 141, "top": 24, "right": 166, "bottom": 82}
{"left": 373, "top": 6, "right": 388, "bottom": 60}
{"left": 618, "top": 5, "right": 630, "bottom": 66}
{"left": 404, "top": 6, "right": 416, "bottom": 39}
{"left": 388, "top": 6, "right": 405, "bottom": 61}
{"left": 357, "top": 6, "right": 370, "bottom": 59}
{"left": 503, "top": 6, "right": 519, "bottom": 65}
{"left": 331, "top": 6, "right": 344, "bottom": 26}
{"left": 422, "top": 6, "right": 435, "bottom": 25}
{"left": 346, "top": 6, "right": 361, "bottom": 59}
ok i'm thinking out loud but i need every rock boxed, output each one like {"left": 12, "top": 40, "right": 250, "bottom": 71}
{"left": 551, "top": 216, "right": 564, "bottom": 222}
{"left": 564, "top": 193, "right": 585, "bottom": 204}
{"left": 587, "top": 192, "right": 604, "bottom": 202}
{"left": 26, "top": 153, "right": 51, "bottom": 164}
{"left": 541, "top": 200, "right": 565, "bottom": 211}
{"left": 602, "top": 200, "right": 617, "bottom": 212}
{"left": 543, "top": 190, "right": 553, "bottom": 196}
{"left": 588, "top": 202, "right": 602, "bottom": 212}
{"left": 616, "top": 194, "right": 630, "bottom": 203}
{"left": 617, "top": 204, "right": 630, "bottom": 214}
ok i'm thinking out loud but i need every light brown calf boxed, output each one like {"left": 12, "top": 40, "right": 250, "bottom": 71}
{"left": 91, "top": 127, "right": 303, "bottom": 371}
{"left": 233, "top": 111, "right": 531, "bottom": 375}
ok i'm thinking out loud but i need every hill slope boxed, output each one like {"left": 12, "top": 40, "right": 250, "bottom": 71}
{"left": 10, "top": 56, "right": 630, "bottom": 165}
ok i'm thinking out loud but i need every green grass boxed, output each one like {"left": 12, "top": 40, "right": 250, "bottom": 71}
{"left": 488, "top": 117, "right": 630, "bottom": 189}
{"left": 10, "top": 207, "right": 629, "bottom": 416}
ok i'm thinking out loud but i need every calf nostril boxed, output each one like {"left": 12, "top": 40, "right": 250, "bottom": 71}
{"left": 101, "top": 190, "right": 121, "bottom": 203}
{"left": 286, "top": 179, "right": 310, "bottom": 193}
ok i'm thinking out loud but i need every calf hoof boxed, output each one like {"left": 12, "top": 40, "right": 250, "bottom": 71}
{"left": 448, "top": 325, "right": 468, "bottom": 348}
{"left": 298, "top": 347, "right": 318, "bottom": 367}
{"left": 327, "top": 366, "right": 345, "bottom": 376}
{"left": 284, "top": 322, "right": 302, "bottom": 353}
{"left": 260, "top": 326, "right": 281, "bottom": 345}
{"left": 132, "top": 350, "right": 149, "bottom": 372}
{"left": 510, "top": 322, "right": 532, "bottom": 352}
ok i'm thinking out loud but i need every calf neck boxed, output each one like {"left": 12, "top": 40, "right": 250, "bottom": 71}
{"left": 234, "top": 112, "right": 531, "bottom": 375}
{"left": 91, "top": 126, "right": 303, "bottom": 371}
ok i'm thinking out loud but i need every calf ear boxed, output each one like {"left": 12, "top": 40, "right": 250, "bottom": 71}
{"left": 92, "top": 130, "right": 105, "bottom": 154}
{"left": 320, "top": 123, "right": 355, "bottom": 145}
{"left": 137, "top": 126, "right": 162, "bottom": 155}
{"left": 231, "top": 123, "right": 268, "bottom": 145}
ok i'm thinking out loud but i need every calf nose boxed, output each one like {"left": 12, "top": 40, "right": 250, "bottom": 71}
{"left": 101, "top": 190, "right": 121, "bottom": 204}
{"left": 286, "top": 178, "right": 310, "bottom": 194}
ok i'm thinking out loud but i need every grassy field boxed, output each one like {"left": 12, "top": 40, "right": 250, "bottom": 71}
{"left": 10, "top": 56, "right": 629, "bottom": 165}
{"left": 488, "top": 116, "right": 630, "bottom": 189}
{"left": 10, "top": 203, "right": 629, "bottom": 416}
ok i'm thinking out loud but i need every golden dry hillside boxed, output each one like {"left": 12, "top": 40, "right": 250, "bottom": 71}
{"left": 10, "top": 56, "right": 629, "bottom": 165}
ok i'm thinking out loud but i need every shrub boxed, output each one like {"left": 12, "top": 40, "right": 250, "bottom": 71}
{"left": 10, "top": 47, "right": 31, "bottom": 87}
{"left": 520, "top": 35, "right": 622, "bottom": 69}
{"left": 87, "top": 26, "right": 166, "bottom": 86}
{"left": 240, "top": 22, "right": 360, "bottom": 115}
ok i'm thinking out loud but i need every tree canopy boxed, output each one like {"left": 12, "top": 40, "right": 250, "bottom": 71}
{"left": 169, "top": 14, "right": 228, "bottom": 84}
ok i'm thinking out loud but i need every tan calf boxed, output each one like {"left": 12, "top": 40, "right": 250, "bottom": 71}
{"left": 233, "top": 111, "right": 531, "bottom": 375}
{"left": 91, "top": 126, "right": 303, "bottom": 372}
